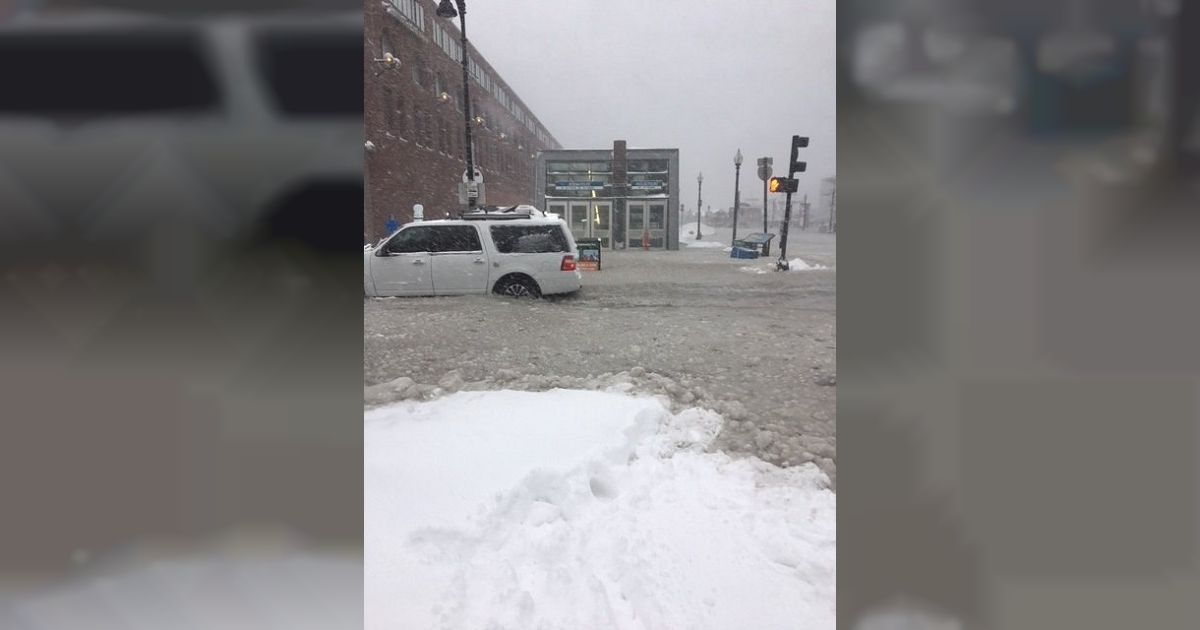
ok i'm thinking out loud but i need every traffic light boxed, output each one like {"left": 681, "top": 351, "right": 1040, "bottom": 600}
{"left": 768, "top": 176, "right": 798, "bottom": 193}
{"left": 789, "top": 135, "right": 809, "bottom": 175}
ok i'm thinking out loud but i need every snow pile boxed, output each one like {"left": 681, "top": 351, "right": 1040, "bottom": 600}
{"left": 679, "top": 222, "right": 720, "bottom": 239}
{"left": 785, "top": 257, "right": 830, "bottom": 271}
{"left": 365, "top": 388, "right": 836, "bottom": 630}
{"left": 739, "top": 257, "right": 832, "bottom": 274}
{"left": 683, "top": 239, "right": 728, "bottom": 249}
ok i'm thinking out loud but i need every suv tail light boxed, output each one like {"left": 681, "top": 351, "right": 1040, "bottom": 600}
{"left": 560, "top": 255, "right": 577, "bottom": 271}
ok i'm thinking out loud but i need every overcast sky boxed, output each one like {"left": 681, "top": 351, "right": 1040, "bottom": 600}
{"left": 463, "top": 0, "right": 836, "bottom": 218}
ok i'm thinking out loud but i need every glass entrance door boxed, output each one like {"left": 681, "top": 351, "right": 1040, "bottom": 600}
{"left": 566, "top": 201, "right": 612, "bottom": 248}
{"left": 568, "top": 202, "right": 590, "bottom": 244}
{"left": 627, "top": 201, "right": 667, "bottom": 249}
{"left": 590, "top": 202, "right": 611, "bottom": 248}
{"left": 647, "top": 202, "right": 666, "bottom": 248}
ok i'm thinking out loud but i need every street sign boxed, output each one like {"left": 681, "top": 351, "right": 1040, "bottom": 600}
{"left": 462, "top": 167, "right": 484, "bottom": 183}
{"left": 629, "top": 180, "right": 663, "bottom": 190}
{"left": 758, "top": 157, "right": 773, "bottom": 181}
{"left": 458, "top": 181, "right": 486, "bottom": 204}
{"left": 553, "top": 181, "right": 605, "bottom": 191}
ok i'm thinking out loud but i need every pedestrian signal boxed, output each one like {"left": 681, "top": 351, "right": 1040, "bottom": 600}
{"left": 768, "top": 177, "right": 798, "bottom": 193}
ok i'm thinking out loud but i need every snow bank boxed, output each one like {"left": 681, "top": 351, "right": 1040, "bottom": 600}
{"left": 679, "top": 222, "right": 720, "bottom": 239}
{"left": 365, "top": 388, "right": 836, "bottom": 630}
{"left": 740, "top": 257, "right": 832, "bottom": 274}
{"left": 682, "top": 239, "right": 728, "bottom": 249}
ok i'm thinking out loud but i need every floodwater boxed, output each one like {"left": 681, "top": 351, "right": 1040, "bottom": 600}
{"left": 364, "top": 230, "right": 837, "bottom": 485}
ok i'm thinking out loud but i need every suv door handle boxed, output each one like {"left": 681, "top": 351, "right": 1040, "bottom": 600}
{"left": 412, "top": 259, "right": 426, "bottom": 265}
{"left": 474, "top": 258, "right": 486, "bottom": 264}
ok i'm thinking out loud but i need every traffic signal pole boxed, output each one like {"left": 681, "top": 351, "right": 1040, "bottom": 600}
{"left": 775, "top": 135, "right": 808, "bottom": 271}
{"left": 778, "top": 190, "right": 794, "bottom": 270}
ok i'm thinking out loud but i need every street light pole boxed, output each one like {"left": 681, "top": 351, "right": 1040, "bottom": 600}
{"left": 761, "top": 165, "right": 769, "bottom": 234}
{"left": 695, "top": 172, "right": 704, "bottom": 240}
{"left": 364, "top": 141, "right": 375, "bottom": 241}
{"left": 436, "top": 0, "right": 476, "bottom": 212}
{"left": 732, "top": 149, "right": 742, "bottom": 245}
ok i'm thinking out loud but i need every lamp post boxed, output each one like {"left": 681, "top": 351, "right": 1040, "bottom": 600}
{"left": 435, "top": 0, "right": 477, "bottom": 211}
{"left": 364, "top": 141, "right": 375, "bottom": 241}
{"left": 731, "top": 149, "right": 743, "bottom": 245}
{"left": 695, "top": 172, "right": 704, "bottom": 240}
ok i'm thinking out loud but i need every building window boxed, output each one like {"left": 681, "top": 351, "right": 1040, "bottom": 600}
{"left": 411, "top": 57, "right": 428, "bottom": 90}
{"left": 389, "top": 0, "right": 425, "bottom": 31}
{"left": 626, "top": 158, "right": 669, "bottom": 197}
{"left": 546, "top": 160, "right": 614, "bottom": 197}
{"left": 433, "top": 25, "right": 461, "bottom": 61}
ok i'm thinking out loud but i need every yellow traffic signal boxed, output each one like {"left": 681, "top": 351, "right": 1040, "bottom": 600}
{"left": 768, "top": 176, "right": 797, "bottom": 193}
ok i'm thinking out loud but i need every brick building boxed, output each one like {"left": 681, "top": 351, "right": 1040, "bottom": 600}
{"left": 365, "top": 0, "right": 561, "bottom": 241}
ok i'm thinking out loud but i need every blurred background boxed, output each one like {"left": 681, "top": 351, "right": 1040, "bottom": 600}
{"left": 0, "top": 1, "right": 364, "bottom": 625}
{"left": 843, "top": 0, "right": 1196, "bottom": 198}
{"left": 839, "top": 1, "right": 1199, "bottom": 629}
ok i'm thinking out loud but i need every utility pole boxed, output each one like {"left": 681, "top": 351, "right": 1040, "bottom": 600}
{"left": 800, "top": 194, "right": 810, "bottom": 231}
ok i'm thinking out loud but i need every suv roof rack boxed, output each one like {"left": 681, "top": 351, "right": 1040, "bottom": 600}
{"left": 459, "top": 204, "right": 542, "bottom": 221}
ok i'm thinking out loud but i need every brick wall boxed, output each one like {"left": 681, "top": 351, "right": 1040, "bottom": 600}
{"left": 365, "top": 0, "right": 560, "bottom": 241}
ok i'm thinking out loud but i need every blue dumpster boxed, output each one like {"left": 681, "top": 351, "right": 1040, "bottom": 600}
{"left": 732, "top": 233, "right": 776, "bottom": 258}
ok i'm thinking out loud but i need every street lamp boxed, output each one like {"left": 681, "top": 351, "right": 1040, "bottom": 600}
{"left": 435, "top": 0, "right": 477, "bottom": 211}
{"left": 695, "top": 172, "right": 704, "bottom": 240}
{"left": 372, "top": 51, "right": 401, "bottom": 77}
{"left": 365, "top": 141, "right": 375, "bottom": 242}
{"left": 732, "top": 149, "right": 743, "bottom": 245}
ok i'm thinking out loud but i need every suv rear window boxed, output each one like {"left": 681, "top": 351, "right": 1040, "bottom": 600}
{"left": 489, "top": 225, "right": 570, "bottom": 254}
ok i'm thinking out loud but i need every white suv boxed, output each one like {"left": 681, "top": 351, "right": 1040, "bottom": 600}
{"left": 364, "top": 206, "right": 583, "bottom": 298}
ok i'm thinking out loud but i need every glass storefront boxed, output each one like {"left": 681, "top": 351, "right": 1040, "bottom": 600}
{"left": 536, "top": 147, "right": 679, "bottom": 250}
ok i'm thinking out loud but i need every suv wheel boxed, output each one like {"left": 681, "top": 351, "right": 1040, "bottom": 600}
{"left": 495, "top": 276, "right": 541, "bottom": 299}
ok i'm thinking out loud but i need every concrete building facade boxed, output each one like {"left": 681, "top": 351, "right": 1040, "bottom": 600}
{"left": 364, "top": 0, "right": 561, "bottom": 241}
{"left": 534, "top": 141, "right": 681, "bottom": 251}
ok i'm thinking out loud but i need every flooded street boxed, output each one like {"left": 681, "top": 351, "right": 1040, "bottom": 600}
{"left": 364, "top": 230, "right": 837, "bottom": 486}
